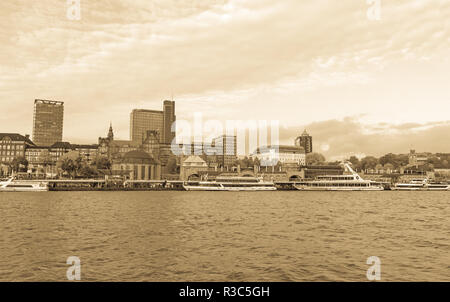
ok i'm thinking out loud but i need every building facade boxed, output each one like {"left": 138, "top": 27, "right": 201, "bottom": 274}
{"left": 180, "top": 155, "right": 209, "bottom": 181}
{"left": 32, "top": 99, "right": 64, "bottom": 146}
{"left": 295, "top": 129, "right": 313, "bottom": 154}
{"left": 130, "top": 100, "right": 176, "bottom": 144}
{"left": 213, "top": 135, "right": 237, "bottom": 168}
{"left": 25, "top": 142, "right": 99, "bottom": 173}
{"left": 252, "top": 145, "right": 306, "bottom": 167}
{"left": 130, "top": 109, "right": 164, "bottom": 144}
{"left": 0, "top": 133, "right": 35, "bottom": 175}
{"left": 112, "top": 150, "right": 161, "bottom": 180}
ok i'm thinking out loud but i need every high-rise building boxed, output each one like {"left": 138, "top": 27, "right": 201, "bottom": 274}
{"left": 130, "top": 100, "right": 176, "bottom": 144}
{"left": 32, "top": 99, "right": 64, "bottom": 146}
{"left": 213, "top": 135, "right": 237, "bottom": 168}
{"left": 163, "top": 100, "right": 176, "bottom": 144}
{"left": 295, "top": 130, "right": 313, "bottom": 154}
{"left": 130, "top": 109, "right": 164, "bottom": 144}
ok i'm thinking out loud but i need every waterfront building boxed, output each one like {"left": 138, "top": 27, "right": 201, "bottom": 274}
{"left": 32, "top": 99, "right": 64, "bottom": 146}
{"left": 25, "top": 142, "right": 98, "bottom": 169}
{"left": 0, "top": 133, "right": 35, "bottom": 175}
{"left": 252, "top": 145, "right": 306, "bottom": 167}
{"left": 112, "top": 150, "right": 161, "bottom": 180}
{"left": 25, "top": 145, "right": 53, "bottom": 174}
{"left": 295, "top": 129, "right": 313, "bottom": 154}
{"left": 130, "top": 100, "right": 176, "bottom": 144}
{"left": 180, "top": 155, "right": 209, "bottom": 181}
{"left": 48, "top": 142, "right": 74, "bottom": 162}
{"left": 71, "top": 144, "right": 99, "bottom": 164}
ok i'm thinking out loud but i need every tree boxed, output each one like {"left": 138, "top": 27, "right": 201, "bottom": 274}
{"left": 93, "top": 156, "right": 111, "bottom": 170}
{"left": 10, "top": 156, "right": 28, "bottom": 173}
{"left": 78, "top": 165, "right": 97, "bottom": 178}
{"left": 306, "top": 153, "right": 326, "bottom": 165}
{"left": 38, "top": 150, "right": 54, "bottom": 177}
{"left": 348, "top": 156, "right": 360, "bottom": 166}
{"left": 59, "top": 157, "right": 75, "bottom": 178}
{"left": 57, "top": 151, "right": 84, "bottom": 178}
{"left": 360, "top": 156, "right": 378, "bottom": 171}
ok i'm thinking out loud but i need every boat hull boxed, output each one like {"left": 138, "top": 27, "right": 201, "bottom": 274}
{"left": 0, "top": 180, "right": 49, "bottom": 192}
{"left": 294, "top": 186, "right": 384, "bottom": 191}
{"left": 183, "top": 185, "right": 277, "bottom": 191}
{"left": 0, "top": 187, "right": 49, "bottom": 192}
{"left": 391, "top": 187, "right": 450, "bottom": 191}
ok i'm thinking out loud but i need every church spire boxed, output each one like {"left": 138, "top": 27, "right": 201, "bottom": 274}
{"left": 108, "top": 122, "right": 114, "bottom": 140}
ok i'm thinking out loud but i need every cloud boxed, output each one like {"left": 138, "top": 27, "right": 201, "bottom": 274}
{"left": 0, "top": 0, "right": 449, "bottom": 145}
{"left": 280, "top": 119, "right": 450, "bottom": 159}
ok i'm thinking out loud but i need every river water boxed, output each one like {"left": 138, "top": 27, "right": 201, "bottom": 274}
{"left": 0, "top": 191, "right": 449, "bottom": 281}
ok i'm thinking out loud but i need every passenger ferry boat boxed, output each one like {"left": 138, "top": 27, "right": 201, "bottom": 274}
{"left": 392, "top": 179, "right": 450, "bottom": 191}
{"left": 183, "top": 176, "right": 277, "bottom": 191}
{"left": 0, "top": 177, "right": 49, "bottom": 192}
{"left": 294, "top": 163, "right": 384, "bottom": 191}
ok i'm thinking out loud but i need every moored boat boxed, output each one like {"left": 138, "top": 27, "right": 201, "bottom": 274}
{"left": 183, "top": 176, "right": 277, "bottom": 191}
{"left": 0, "top": 177, "right": 49, "bottom": 192}
{"left": 392, "top": 179, "right": 449, "bottom": 191}
{"left": 294, "top": 163, "right": 384, "bottom": 191}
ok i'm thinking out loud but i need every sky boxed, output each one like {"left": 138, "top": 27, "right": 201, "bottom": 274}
{"left": 0, "top": 0, "right": 449, "bottom": 159}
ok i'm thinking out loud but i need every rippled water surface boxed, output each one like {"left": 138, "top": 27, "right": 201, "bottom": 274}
{"left": 0, "top": 191, "right": 449, "bottom": 281}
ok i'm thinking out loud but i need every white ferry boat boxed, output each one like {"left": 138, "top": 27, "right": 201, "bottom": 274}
{"left": 294, "top": 163, "right": 384, "bottom": 191}
{"left": 392, "top": 179, "right": 450, "bottom": 191}
{"left": 0, "top": 177, "right": 49, "bottom": 192}
{"left": 183, "top": 176, "right": 277, "bottom": 191}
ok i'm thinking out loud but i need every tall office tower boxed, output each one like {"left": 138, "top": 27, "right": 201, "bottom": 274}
{"left": 32, "top": 99, "right": 64, "bottom": 146}
{"left": 130, "top": 100, "right": 176, "bottom": 144}
{"left": 163, "top": 100, "right": 176, "bottom": 144}
{"left": 213, "top": 135, "right": 237, "bottom": 168}
{"left": 130, "top": 109, "right": 164, "bottom": 144}
{"left": 295, "top": 129, "right": 313, "bottom": 154}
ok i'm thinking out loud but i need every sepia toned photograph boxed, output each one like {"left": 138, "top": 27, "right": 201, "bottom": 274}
{"left": 1, "top": 0, "right": 449, "bottom": 292}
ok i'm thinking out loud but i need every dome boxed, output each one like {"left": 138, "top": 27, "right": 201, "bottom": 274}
{"left": 122, "top": 150, "right": 158, "bottom": 164}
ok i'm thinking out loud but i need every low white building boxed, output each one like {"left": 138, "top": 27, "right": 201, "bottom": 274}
{"left": 252, "top": 145, "right": 306, "bottom": 167}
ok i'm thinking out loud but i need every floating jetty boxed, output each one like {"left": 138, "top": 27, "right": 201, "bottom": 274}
{"left": 47, "top": 179, "right": 185, "bottom": 191}
{"left": 47, "top": 179, "right": 300, "bottom": 191}
{"left": 42, "top": 179, "right": 392, "bottom": 191}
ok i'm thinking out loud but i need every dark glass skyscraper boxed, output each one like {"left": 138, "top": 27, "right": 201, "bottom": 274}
{"left": 32, "top": 99, "right": 64, "bottom": 146}
{"left": 163, "top": 100, "right": 176, "bottom": 144}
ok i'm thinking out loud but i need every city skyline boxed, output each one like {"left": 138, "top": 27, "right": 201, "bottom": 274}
{"left": 1, "top": 0, "right": 449, "bottom": 159}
